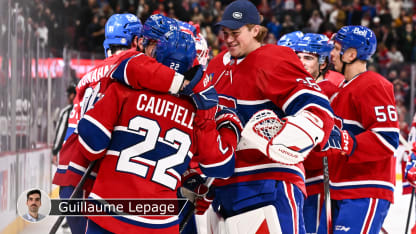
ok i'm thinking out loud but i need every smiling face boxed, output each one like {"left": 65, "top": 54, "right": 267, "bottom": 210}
{"left": 27, "top": 193, "right": 41, "bottom": 213}
{"left": 221, "top": 25, "right": 260, "bottom": 58}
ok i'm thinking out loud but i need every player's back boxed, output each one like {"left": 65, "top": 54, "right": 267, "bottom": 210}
{"left": 67, "top": 49, "right": 141, "bottom": 138}
{"left": 80, "top": 82, "right": 196, "bottom": 234}
{"left": 87, "top": 82, "right": 197, "bottom": 199}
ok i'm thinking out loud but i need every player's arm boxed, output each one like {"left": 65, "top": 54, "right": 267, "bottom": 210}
{"left": 110, "top": 53, "right": 188, "bottom": 94}
{"left": 256, "top": 54, "right": 334, "bottom": 164}
{"left": 344, "top": 84, "right": 399, "bottom": 163}
{"left": 182, "top": 71, "right": 240, "bottom": 178}
{"left": 77, "top": 83, "right": 123, "bottom": 161}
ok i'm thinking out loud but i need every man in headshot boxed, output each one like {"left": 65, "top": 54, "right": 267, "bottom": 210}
{"left": 22, "top": 189, "right": 46, "bottom": 222}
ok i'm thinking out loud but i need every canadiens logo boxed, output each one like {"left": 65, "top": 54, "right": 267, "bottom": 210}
{"left": 232, "top": 12, "right": 243, "bottom": 20}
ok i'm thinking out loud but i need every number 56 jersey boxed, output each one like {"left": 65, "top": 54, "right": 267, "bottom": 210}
{"left": 76, "top": 82, "right": 234, "bottom": 233}
{"left": 329, "top": 71, "right": 399, "bottom": 203}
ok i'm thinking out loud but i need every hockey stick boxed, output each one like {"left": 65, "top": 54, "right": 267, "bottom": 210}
{"left": 322, "top": 156, "right": 332, "bottom": 234}
{"left": 49, "top": 160, "right": 97, "bottom": 234}
{"left": 179, "top": 177, "right": 215, "bottom": 233}
{"left": 406, "top": 188, "right": 415, "bottom": 234}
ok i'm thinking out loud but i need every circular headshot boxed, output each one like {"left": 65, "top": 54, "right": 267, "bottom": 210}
{"left": 17, "top": 188, "right": 51, "bottom": 223}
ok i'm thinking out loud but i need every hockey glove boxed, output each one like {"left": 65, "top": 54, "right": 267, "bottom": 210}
{"left": 215, "top": 108, "right": 245, "bottom": 142}
{"left": 323, "top": 126, "right": 356, "bottom": 157}
{"left": 406, "top": 153, "right": 416, "bottom": 187}
{"left": 195, "top": 188, "right": 215, "bottom": 215}
{"left": 181, "top": 65, "right": 218, "bottom": 111}
{"left": 179, "top": 169, "right": 209, "bottom": 203}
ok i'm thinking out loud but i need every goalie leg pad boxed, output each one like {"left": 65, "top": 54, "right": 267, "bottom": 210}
{"left": 205, "top": 206, "right": 227, "bottom": 234}
{"left": 224, "top": 205, "right": 282, "bottom": 234}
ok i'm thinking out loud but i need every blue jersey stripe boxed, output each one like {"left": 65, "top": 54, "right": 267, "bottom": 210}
{"left": 111, "top": 57, "right": 131, "bottom": 86}
{"left": 78, "top": 118, "right": 110, "bottom": 152}
{"left": 375, "top": 131, "right": 399, "bottom": 149}
{"left": 330, "top": 183, "right": 394, "bottom": 192}
{"left": 200, "top": 156, "right": 235, "bottom": 179}
{"left": 343, "top": 123, "right": 365, "bottom": 135}
{"left": 234, "top": 167, "right": 305, "bottom": 182}
{"left": 285, "top": 93, "right": 333, "bottom": 116}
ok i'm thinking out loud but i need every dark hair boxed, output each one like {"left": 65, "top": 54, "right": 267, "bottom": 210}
{"left": 27, "top": 189, "right": 41, "bottom": 200}
{"left": 66, "top": 84, "right": 76, "bottom": 95}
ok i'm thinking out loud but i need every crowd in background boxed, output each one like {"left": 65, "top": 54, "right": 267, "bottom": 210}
{"left": 1, "top": 0, "right": 415, "bottom": 138}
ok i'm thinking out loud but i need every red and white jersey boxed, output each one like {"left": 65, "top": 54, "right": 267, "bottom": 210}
{"left": 402, "top": 114, "right": 416, "bottom": 194}
{"left": 317, "top": 79, "right": 339, "bottom": 101}
{"left": 304, "top": 78, "right": 339, "bottom": 196}
{"left": 329, "top": 71, "right": 399, "bottom": 203}
{"left": 53, "top": 48, "right": 180, "bottom": 189}
{"left": 205, "top": 44, "right": 334, "bottom": 195}
{"left": 53, "top": 50, "right": 138, "bottom": 186}
{"left": 325, "top": 70, "right": 344, "bottom": 87}
{"left": 77, "top": 83, "right": 235, "bottom": 232}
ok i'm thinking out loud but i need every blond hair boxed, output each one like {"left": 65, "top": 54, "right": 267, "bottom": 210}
{"left": 246, "top": 24, "right": 268, "bottom": 43}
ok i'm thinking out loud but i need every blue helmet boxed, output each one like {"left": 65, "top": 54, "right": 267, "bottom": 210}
{"left": 154, "top": 30, "right": 196, "bottom": 75}
{"left": 333, "top": 25, "right": 377, "bottom": 61}
{"left": 177, "top": 20, "right": 197, "bottom": 37}
{"left": 142, "top": 14, "right": 179, "bottom": 46}
{"left": 294, "top": 33, "right": 333, "bottom": 64}
{"left": 103, "top": 13, "right": 142, "bottom": 57}
{"left": 277, "top": 31, "right": 304, "bottom": 49}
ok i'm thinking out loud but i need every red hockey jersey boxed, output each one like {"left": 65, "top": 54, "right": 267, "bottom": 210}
{"left": 53, "top": 48, "right": 180, "bottom": 189}
{"left": 329, "top": 71, "right": 399, "bottom": 203}
{"left": 205, "top": 44, "right": 334, "bottom": 195}
{"left": 77, "top": 82, "right": 235, "bottom": 232}
{"left": 304, "top": 79, "right": 339, "bottom": 196}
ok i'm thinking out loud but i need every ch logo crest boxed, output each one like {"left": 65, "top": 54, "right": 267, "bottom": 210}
{"left": 232, "top": 12, "right": 242, "bottom": 20}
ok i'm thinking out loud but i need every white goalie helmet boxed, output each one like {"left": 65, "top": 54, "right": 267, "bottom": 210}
{"left": 195, "top": 33, "right": 210, "bottom": 67}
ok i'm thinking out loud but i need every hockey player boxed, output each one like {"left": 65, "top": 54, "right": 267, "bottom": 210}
{"left": 325, "top": 25, "right": 399, "bottom": 233}
{"left": 200, "top": 0, "right": 335, "bottom": 233}
{"left": 79, "top": 27, "right": 237, "bottom": 234}
{"left": 293, "top": 33, "right": 337, "bottom": 234}
{"left": 404, "top": 114, "right": 416, "bottom": 233}
{"left": 52, "top": 13, "right": 196, "bottom": 234}
{"left": 294, "top": 33, "right": 338, "bottom": 98}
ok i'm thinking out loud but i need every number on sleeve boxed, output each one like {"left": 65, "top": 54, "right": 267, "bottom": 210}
{"left": 296, "top": 77, "right": 321, "bottom": 91}
{"left": 374, "top": 105, "right": 397, "bottom": 122}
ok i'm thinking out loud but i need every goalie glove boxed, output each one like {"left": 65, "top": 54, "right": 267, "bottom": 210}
{"left": 238, "top": 109, "right": 325, "bottom": 165}
{"left": 215, "top": 108, "right": 245, "bottom": 142}
{"left": 322, "top": 126, "right": 356, "bottom": 157}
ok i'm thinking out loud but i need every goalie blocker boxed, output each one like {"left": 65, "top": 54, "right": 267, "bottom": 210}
{"left": 238, "top": 109, "right": 325, "bottom": 165}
